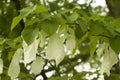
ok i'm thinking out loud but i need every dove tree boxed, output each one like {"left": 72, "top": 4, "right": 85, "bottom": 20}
{"left": 0, "top": 0, "right": 120, "bottom": 80}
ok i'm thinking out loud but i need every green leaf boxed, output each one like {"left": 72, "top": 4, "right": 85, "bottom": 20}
{"left": 55, "top": 14, "right": 66, "bottom": 25}
{"left": 71, "top": 72, "right": 87, "bottom": 80}
{"left": 32, "top": 5, "right": 47, "bottom": 14}
{"left": 90, "top": 36, "right": 97, "bottom": 57}
{"left": 78, "top": 19, "right": 88, "bottom": 33}
{"left": 22, "top": 25, "right": 39, "bottom": 45}
{"left": 23, "top": 38, "right": 39, "bottom": 65}
{"left": 8, "top": 48, "right": 23, "bottom": 79}
{"left": 41, "top": 19, "right": 59, "bottom": 35}
{"left": 20, "top": 6, "right": 36, "bottom": 17}
{"left": 89, "top": 22, "right": 108, "bottom": 36}
{"left": 109, "top": 36, "right": 120, "bottom": 53}
{"left": 90, "top": 14, "right": 101, "bottom": 21}
{"left": 0, "top": 58, "right": 3, "bottom": 74}
{"left": 100, "top": 45, "right": 118, "bottom": 76}
{"left": 46, "top": 33, "right": 65, "bottom": 65}
{"left": 77, "top": 32, "right": 88, "bottom": 45}
{"left": 11, "top": 6, "right": 36, "bottom": 31}
{"left": 67, "top": 13, "right": 79, "bottom": 23}
{"left": 112, "top": 18, "right": 120, "bottom": 33}
{"left": 75, "top": 26, "right": 84, "bottom": 39}
{"left": 31, "top": 57, "right": 44, "bottom": 75}
{"left": 25, "top": 18, "right": 40, "bottom": 27}
{"left": 47, "top": 76, "right": 68, "bottom": 80}
{"left": 39, "top": 12, "right": 51, "bottom": 21}
{"left": 72, "top": 32, "right": 88, "bottom": 54}
{"left": 11, "top": 15, "right": 23, "bottom": 31}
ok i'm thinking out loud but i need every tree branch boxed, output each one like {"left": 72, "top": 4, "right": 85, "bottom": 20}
{"left": 105, "top": 0, "right": 115, "bottom": 17}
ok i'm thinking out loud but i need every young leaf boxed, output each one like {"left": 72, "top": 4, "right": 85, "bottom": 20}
{"left": 8, "top": 48, "right": 23, "bottom": 79}
{"left": 90, "top": 14, "right": 101, "bottom": 21}
{"left": 32, "top": 5, "right": 47, "bottom": 14}
{"left": 100, "top": 45, "right": 118, "bottom": 76}
{"left": 46, "top": 33, "right": 65, "bottom": 65}
{"left": 67, "top": 13, "right": 79, "bottom": 23}
{"left": 11, "top": 15, "right": 23, "bottom": 31}
{"left": 23, "top": 38, "right": 39, "bottom": 65}
{"left": 31, "top": 57, "right": 44, "bottom": 75}
{"left": 0, "top": 59, "right": 3, "bottom": 74}
{"left": 11, "top": 6, "right": 36, "bottom": 31}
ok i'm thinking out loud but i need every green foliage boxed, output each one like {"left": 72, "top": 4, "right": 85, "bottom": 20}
{"left": 0, "top": 0, "right": 120, "bottom": 80}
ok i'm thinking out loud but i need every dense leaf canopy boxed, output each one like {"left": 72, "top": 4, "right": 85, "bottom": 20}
{"left": 0, "top": 0, "right": 120, "bottom": 80}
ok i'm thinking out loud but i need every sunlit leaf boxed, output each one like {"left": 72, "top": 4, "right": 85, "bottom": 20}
{"left": 90, "top": 14, "right": 101, "bottom": 21}
{"left": 31, "top": 57, "right": 44, "bottom": 75}
{"left": 32, "top": 5, "right": 47, "bottom": 14}
{"left": 11, "top": 6, "right": 36, "bottom": 31}
{"left": 11, "top": 15, "right": 23, "bottom": 31}
{"left": 23, "top": 38, "right": 39, "bottom": 65}
{"left": 46, "top": 33, "right": 65, "bottom": 65}
{"left": 20, "top": 6, "right": 36, "bottom": 17}
{"left": 25, "top": 18, "right": 40, "bottom": 27}
{"left": 0, "top": 58, "right": 3, "bottom": 74}
{"left": 8, "top": 48, "right": 23, "bottom": 79}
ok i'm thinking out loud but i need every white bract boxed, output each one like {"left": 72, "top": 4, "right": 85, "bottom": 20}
{"left": 0, "top": 59, "right": 3, "bottom": 74}
{"left": 8, "top": 48, "right": 23, "bottom": 79}
{"left": 46, "top": 33, "right": 65, "bottom": 65}
{"left": 66, "top": 28, "right": 76, "bottom": 52}
{"left": 96, "top": 43, "right": 118, "bottom": 76}
{"left": 23, "top": 38, "right": 39, "bottom": 65}
{"left": 31, "top": 57, "right": 44, "bottom": 75}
